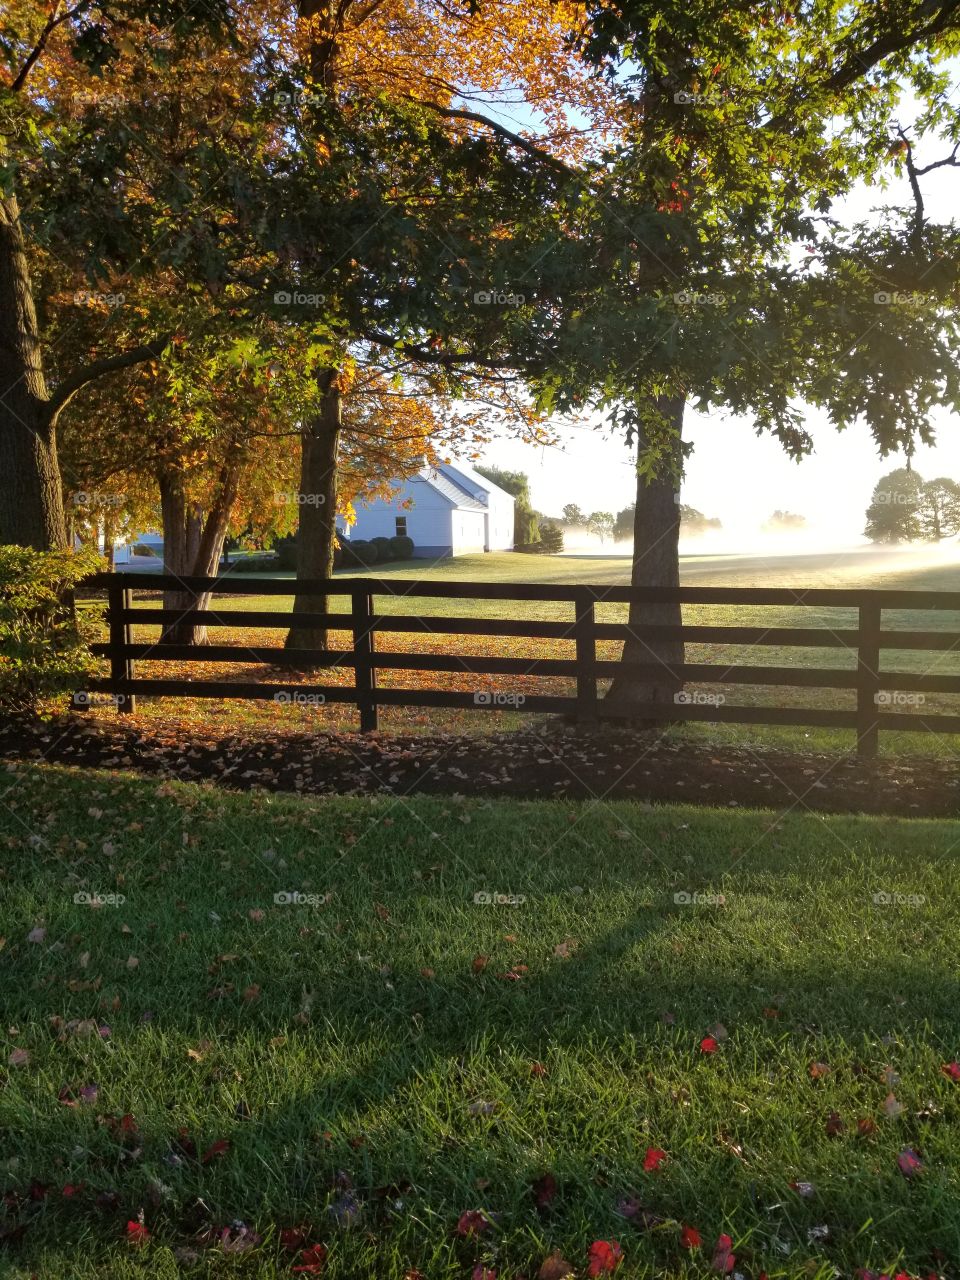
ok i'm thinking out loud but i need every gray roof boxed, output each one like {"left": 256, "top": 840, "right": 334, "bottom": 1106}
{"left": 420, "top": 468, "right": 486, "bottom": 511}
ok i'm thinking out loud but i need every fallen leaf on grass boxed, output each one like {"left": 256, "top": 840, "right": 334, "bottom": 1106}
{"left": 248, "top": 908, "right": 265, "bottom": 922}
{"left": 790, "top": 1181, "right": 815, "bottom": 1198}
{"left": 825, "top": 1111, "right": 845, "bottom": 1137}
{"left": 530, "top": 1061, "right": 548, "bottom": 1078}
{"left": 883, "top": 1093, "right": 903, "bottom": 1118}
{"left": 857, "top": 1117, "right": 878, "bottom": 1136}
{"left": 7, "top": 1048, "right": 29, "bottom": 1068}
{"left": 643, "top": 1147, "right": 667, "bottom": 1172}
{"left": 200, "top": 1139, "right": 231, "bottom": 1164}
{"left": 680, "top": 1225, "right": 702, "bottom": 1249}
{"left": 587, "top": 1240, "right": 623, "bottom": 1275}
{"left": 553, "top": 939, "right": 578, "bottom": 959}
{"left": 472, "top": 955, "right": 489, "bottom": 973}
{"left": 126, "top": 1219, "right": 150, "bottom": 1246}
{"left": 457, "top": 1210, "right": 490, "bottom": 1237}
{"left": 538, "top": 1253, "right": 574, "bottom": 1280}
{"left": 292, "top": 1243, "right": 328, "bottom": 1273}
{"left": 711, "top": 1234, "right": 735, "bottom": 1274}
{"left": 125, "top": 956, "right": 139, "bottom": 970}
{"left": 532, "top": 1173, "right": 557, "bottom": 1208}
{"left": 941, "top": 1062, "right": 960, "bottom": 1081}
{"left": 809, "top": 1062, "right": 831, "bottom": 1079}
{"left": 700, "top": 1037, "right": 719, "bottom": 1054}
{"left": 27, "top": 927, "right": 46, "bottom": 944}
{"left": 897, "top": 1147, "right": 922, "bottom": 1178}
{"left": 242, "top": 984, "right": 261, "bottom": 1002}
{"left": 472, "top": 1267, "right": 497, "bottom": 1280}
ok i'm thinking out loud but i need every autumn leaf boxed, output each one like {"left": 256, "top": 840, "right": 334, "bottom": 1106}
{"left": 292, "top": 1243, "right": 328, "bottom": 1273}
{"left": 200, "top": 1138, "right": 231, "bottom": 1164}
{"left": 857, "top": 1117, "right": 879, "bottom": 1137}
{"left": 941, "top": 1062, "right": 960, "bottom": 1081}
{"left": 126, "top": 1219, "right": 150, "bottom": 1246}
{"left": 587, "top": 1240, "right": 623, "bottom": 1275}
{"left": 242, "top": 983, "right": 261, "bottom": 1001}
{"left": 790, "top": 1180, "right": 815, "bottom": 1197}
{"left": 883, "top": 1092, "right": 903, "bottom": 1118}
{"left": 680, "top": 1225, "right": 702, "bottom": 1249}
{"left": 532, "top": 1172, "right": 557, "bottom": 1208}
{"left": 825, "top": 1111, "right": 845, "bottom": 1137}
{"left": 711, "top": 1234, "right": 735, "bottom": 1274}
{"left": 530, "top": 1061, "right": 548, "bottom": 1077}
{"left": 538, "top": 1253, "right": 574, "bottom": 1280}
{"left": 472, "top": 1268, "right": 497, "bottom": 1280}
{"left": 642, "top": 1147, "right": 667, "bottom": 1172}
{"left": 456, "top": 1210, "right": 490, "bottom": 1237}
{"left": 808, "top": 1061, "right": 831, "bottom": 1079}
{"left": 27, "top": 926, "right": 46, "bottom": 944}
{"left": 897, "top": 1147, "right": 922, "bottom": 1178}
{"left": 700, "top": 1037, "right": 719, "bottom": 1054}
{"left": 472, "top": 954, "right": 489, "bottom": 973}
{"left": 7, "top": 1048, "right": 30, "bottom": 1068}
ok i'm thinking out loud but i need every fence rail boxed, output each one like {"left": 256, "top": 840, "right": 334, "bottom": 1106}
{"left": 74, "top": 573, "right": 960, "bottom": 755}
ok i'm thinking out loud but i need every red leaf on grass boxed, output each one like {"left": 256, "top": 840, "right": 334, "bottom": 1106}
{"left": 587, "top": 1240, "right": 623, "bottom": 1275}
{"left": 532, "top": 1173, "right": 557, "bottom": 1208}
{"left": 457, "top": 1210, "right": 490, "bottom": 1237}
{"left": 941, "top": 1062, "right": 960, "bottom": 1081}
{"left": 711, "top": 1233, "right": 735, "bottom": 1274}
{"left": 292, "top": 1243, "right": 328, "bottom": 1273}
{"left": 472, "top": 1268, "right": 497, "bottom": 1280}
{"left": 680, "top": 1225, "right": 702, "bottom": 1249}
{"left": 897, "top": 1147, "right": 922, "bottom": 1178}
{"left": 642, "top": 1147, "right": 667, "bottom": 1172}
{"left": 126, "top": 1220, "right": 150, "bottom": 1246}
{"left": 201, "top": 1138, "right": 231, "bottom": 1164}
{"left": 280, "top": 1227, "right": 309, "bottom": 1250}
{"left": 700, "top": 1037, "right": 719, "bottom": 1054}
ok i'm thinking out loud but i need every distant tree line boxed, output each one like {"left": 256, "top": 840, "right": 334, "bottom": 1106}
{"left": 865, "top": 468, "right": 960, "bottom": 543}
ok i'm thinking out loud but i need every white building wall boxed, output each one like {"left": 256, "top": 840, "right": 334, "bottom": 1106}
{"left": 348, "top": 477, "right": 455, "bottom": 557}
{"left": 451, "top": 509, "right": 486, "bottom": 554}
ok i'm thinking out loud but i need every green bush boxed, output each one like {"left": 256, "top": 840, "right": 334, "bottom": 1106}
{"left": 0, "top": 545, "right": 104, "bottom": 712}
{"left": 389, "top": 534, "right": 415, "bottom": 559}
{"left": 272, "top": 533, "right": 298, "bottom": 570}
{"left": 231, "top": 554, "right": 277, "bottom": 573}
{"left": 341, "top": 539, "right": 378, "bottom": 567}
{"left": 536, "top": 519, "right": 564, "bottom": 554}
{"left": 371, "top": 536, "right": 393, "bottom": 561}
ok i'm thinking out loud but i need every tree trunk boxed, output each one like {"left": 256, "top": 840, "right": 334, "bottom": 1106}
{"left": 102, "top": 510, "right": 117, "bottom": 569}
{"left": 0, "top": 189, "right": 66, "bottom": 550}
{"left": 158, "top": 464, "right": 239, "bottom": 645}
{"left": 285, "top": 368, "right": 342, "bottom": 657}
{"left": 604, "top": 393, "right": 686, "bottom": 720}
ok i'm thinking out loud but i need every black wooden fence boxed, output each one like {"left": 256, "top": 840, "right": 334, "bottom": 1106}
{"left": 75, "top": 572, "right": 960, "bottom": 756}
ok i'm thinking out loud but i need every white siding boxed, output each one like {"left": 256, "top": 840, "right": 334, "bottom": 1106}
{"left": 451, "top": 509, "right": 486, "bottom": 554}
{"left": 349, "top": 476, "right": 455, "bottom": 556}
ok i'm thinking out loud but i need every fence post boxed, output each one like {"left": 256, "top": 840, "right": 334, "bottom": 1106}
{"left": 574, "top": 589, "right": 598, "bottom": 725}
{"left": 109, "top": 579, "right": 137, "bottom": 715}
{"left": 856, "top": 600, "right": 881, "bottom": 757}
{"left": 351, "top": 588, "right": 378, "bottom": 732}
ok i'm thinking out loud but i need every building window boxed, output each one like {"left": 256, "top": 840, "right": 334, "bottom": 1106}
{"left": 395, "top": 517, "right": 407, "bottom": 536}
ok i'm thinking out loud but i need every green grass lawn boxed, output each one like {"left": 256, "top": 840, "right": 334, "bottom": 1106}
{"left": 99, "top": 547, "right": 960, "bottom": 756}
{"left": 3, "top": 764, "right": 960, "bottom": 1277}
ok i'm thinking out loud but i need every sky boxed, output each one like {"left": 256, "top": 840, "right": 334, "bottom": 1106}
{"left": 474, "top": 91, "right": 960, "bottom": 553}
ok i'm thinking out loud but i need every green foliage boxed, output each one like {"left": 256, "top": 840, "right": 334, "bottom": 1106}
{"left": 562, "top": 503, "right": 588, "bottom": 527}
{"left": 230, "top": 555, "right": 277, "bottom": 573}
{"left": 389, "top": 534, "right": 415, "bottom": 559}
{"left": 0, "top": 546, "right": 103, "bottom": 712}
{"left": 535, "top": 519, "right": 564, "bottom": 553}
{"left": 272, "top": 533, "right": 299, "bottom": 571}
{"left": 371, "top": 536, "right": 394, "bottom": 559}
{"left": 918, "top": 477, "right": 960, "bottom": 541}
{"left": 587, "top": 511, "right": 614, "bottom": 542}
{"left": 864, "top": 468, "right": 925, "bottom": 543}
{"left": 341, "top": 539, "right": 378, "bottom": 567}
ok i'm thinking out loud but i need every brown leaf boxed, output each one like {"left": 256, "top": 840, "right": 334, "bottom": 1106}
{"left": 7, "top": 1048, "right": 29, "bottom": 1068}
{"left": 825, "top": 1111, "right": 845, "bottom": 1137}
{"left": 808, "top": 1061, "right": 831, "bottom": 1079}
{"left": 242, "top": 984, "right": 261, "bottom": 1002}
{"left": 538, "top": 1252, "right": 575, "bottom": 1280}
{"left": 472, "top": 954, "right": 489, "bottom": 973}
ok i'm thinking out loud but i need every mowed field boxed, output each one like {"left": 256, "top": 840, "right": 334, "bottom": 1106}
{"left": 84, "top": 546, "right": 960, "bottom": 755}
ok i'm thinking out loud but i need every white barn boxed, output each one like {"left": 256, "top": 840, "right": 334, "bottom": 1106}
{"left": 340, "top": 461, "right": 514, "bottom": 558}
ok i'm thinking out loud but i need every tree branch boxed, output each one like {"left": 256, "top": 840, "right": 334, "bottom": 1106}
{"left": 46, "top": 335, "right": 171, "bottom": 427}
{"left": 412, "top": 100, "right": 577, "bottom": 176}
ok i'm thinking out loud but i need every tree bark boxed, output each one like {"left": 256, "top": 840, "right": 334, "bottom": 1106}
{"left": 0, "top": 190, "right": 67, "bottom": 550}
{"left": 285, "top": 368, "right": 342, "bottom": 656}
{"left": 604, "top": 393, "right": 686, "bottom": 720}
{"left": 158, "top": 462, "right": 239, "bottom": 645}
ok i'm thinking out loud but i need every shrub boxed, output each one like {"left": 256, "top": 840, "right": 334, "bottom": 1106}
{"left": 272, "top": 533, "right": 298, "bottom": 570}
{"left": 389, "top": 534, "right": 415, "bottom": 559}
{"left": 231, "top": 554, "right": 277, "bottom": 573}
{"left": 0, "top": 546, "right": 104, "bottom": 712}
{"left": 536, "top": 520, "right": 564, "bottom": 554}
{"left": 341, "top": 539, "right": 378, "bottom": 567}
{"left": 371, "top": 536, "right": 393, "bottom": 560}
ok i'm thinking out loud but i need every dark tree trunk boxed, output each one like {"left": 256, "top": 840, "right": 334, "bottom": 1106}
{"left": 604, "top": 393, "right": 686, "bottom": 720}
{"left": 285, "top": 368, "right": 341, "bottom": 656}
{"left": 0, "top": 190, "right": 67, "bottom": 550}
{"left": 158, "top": 464, "right": 239, "bottom": 645}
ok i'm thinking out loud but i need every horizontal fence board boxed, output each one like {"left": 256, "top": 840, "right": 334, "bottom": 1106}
{"left": 371, "top": 653, "right": 578, "bottom": 676}
{"left": 871, "top": 711, "right": 960, "bottom": 733}
{"left": 116, "top": 609, "right": 347, "bottom": 629}
{"left": 90, "top": 644, "right": 357, "bottom": 667}
{"left": 878, "top": 631, "right": 960, "bottom": 651}
{"left": 370, "top": 615, "right": 575, "bottom": 639}
{"left": 599, "top": 703, "right": 860, "bottom": 728}
{"left": 593, "top": 623, "right": 861, "bottom": 647}
{"left": 370, "top": 689, "right": 575, "bottom": 713}
{"left": 592, "top": 663, "right": 858, "bottom": 688}
{"left": 85, "top": 678, "right": 356, "bottom": 703}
